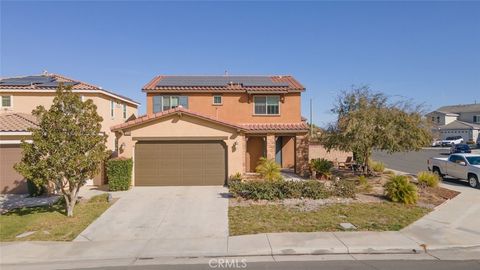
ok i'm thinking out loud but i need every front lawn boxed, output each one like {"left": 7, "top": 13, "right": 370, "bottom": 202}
{"left": 0, "top": 194, "right": 112, "bottom": 241}
{"left": 229, "top": 203, "right": 429, "bottom": 236}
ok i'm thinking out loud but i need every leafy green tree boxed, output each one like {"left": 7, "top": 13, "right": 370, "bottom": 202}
{"left": 15, "top": 85, "right": 108, "bottom": 217}
{"left": 320, "top": 86, "right": 432, "bottom": 173}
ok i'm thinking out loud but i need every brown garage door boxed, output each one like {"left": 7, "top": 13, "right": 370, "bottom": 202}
{"left": 135, "top": 141, "right": 226, "bottom": 186}
{"left": 0, "top": 144, "right": 28, "bottom": 194}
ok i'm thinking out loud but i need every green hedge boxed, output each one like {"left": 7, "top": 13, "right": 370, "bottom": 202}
{"left": 106, "top": 158, "right": 133, "bottom": 191}
{"left": 229, "top": 179, "right": 355, "bottom": 201}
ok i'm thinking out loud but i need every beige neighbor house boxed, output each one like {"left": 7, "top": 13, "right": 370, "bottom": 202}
{"left": 427, "top": 104, "right": 480, "bottom": 143}
{"left": 0, "top": 73, "right": 139, "bottom": 194}
{"left": 111, "top": 75, "right": 310, "bottom": 186}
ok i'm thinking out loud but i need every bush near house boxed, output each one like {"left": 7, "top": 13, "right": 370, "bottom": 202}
{"left": 229, "top": 180, "right": 330, "bottom": 200}
{"left": 106, "top": 158, "right": 133, "bottom": 191}
{"left": 384, "top": 175, "right": 418, "bottom": 204}
{"left": 229, "top": 179, "right": 356, "bottom": 201}
{"left": 417, "top": 171, "right": 440, "bottom": 188}
{"left": 255, "top": 157, "right": 283, "bottom": 182}
{"left": 310, "top": 158, "right": 334, "bottom": 178}
{"left": 27, "top": 179, "right": 46, "bottom": 197}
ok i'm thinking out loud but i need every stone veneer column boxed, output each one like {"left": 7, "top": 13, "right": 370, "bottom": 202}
{"left": 295, "top": 134, "right": 310, "bottom": 177}
{"left": 266, "top": 134, "right": 276, "bottom": 160}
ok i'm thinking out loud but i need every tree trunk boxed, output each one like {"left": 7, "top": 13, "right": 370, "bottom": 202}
{"left": 64, "top": 189, "right": 79, "bottom": 217}
{"left": 66, "top": 200, "right": 75, "bottom": 217}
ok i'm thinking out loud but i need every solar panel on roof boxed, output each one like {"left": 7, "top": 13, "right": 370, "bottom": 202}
{"left": 156, "top": 76, "right": 290, "bottom": 87}
{"left": 0, "top": 75, "right": 78, "bottom": 87}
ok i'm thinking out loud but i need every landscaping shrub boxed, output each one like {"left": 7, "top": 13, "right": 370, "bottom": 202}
{"left": 384, "top": 175, "right": 418, "bottom": 204}
{"left": 27, "top": 179, "right": 46, "bottom": 197}
{"left": 299, "top": 181, "right": 330, "bottom": 199}
{"left": 229, "top": 172, "right": 243, "bottom": 182}
{"left": 229, "top": 180, "right": 330, "bottom": 200}
{"left": 417, "top": 171, "right": 440, "bottom": 188}
{"left": 255, "top": 157, "right": 282, "bottom": 181}
{"left": 369, "top": 160, "right": 385, "bottom": 173}
{"left": 330, "top": 179, "right": 356, "bottom": 198}
{"left": 310, "top": 158, "right": 334, "bottom": 175}
{"left": 357, "top": 175, "right": 372, "bottom": 192}
{"left": 106, "top": 158, "right": 133, "bottom": 191}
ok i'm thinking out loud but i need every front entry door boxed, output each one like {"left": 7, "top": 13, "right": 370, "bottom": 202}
{"left": 275, "top": 137, "right": 282, "bottom": 165}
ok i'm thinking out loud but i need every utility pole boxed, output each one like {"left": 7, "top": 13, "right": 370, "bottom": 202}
{"left": 310, "top": 98, "right": 313, "bottom": 137}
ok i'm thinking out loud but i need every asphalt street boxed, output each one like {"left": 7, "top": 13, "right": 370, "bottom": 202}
{"left": 372, "top": 148, "right": 448, "bottom": 175}
{"left": 79, "top": 260, "right": 480, "bottom": 270}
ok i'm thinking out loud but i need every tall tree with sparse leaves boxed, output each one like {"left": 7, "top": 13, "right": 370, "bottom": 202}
{"left": 15, "top": 85, "right": 108, "bottom": 217}
{"left": 320, "top": 86, "right": 432, "bottom": 174}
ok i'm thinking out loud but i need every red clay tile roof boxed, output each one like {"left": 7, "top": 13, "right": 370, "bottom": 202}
{"left": 0, "top": 73, "right": 139, "bottom": 105}
{"left": 142, "top": 75, "right": 305, "bottom": 93}
{"left": 0, "top": 113, "right": 38, "bottom": 132}
{"left": 111, "top": 107, "right": 308, "bottom": 133}
{"left": 241, "top": 122, "right": 309, "bottom": 133}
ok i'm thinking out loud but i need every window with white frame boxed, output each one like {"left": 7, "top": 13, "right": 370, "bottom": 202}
{"left": 123, "top": 104, "right": 127, "bottom": 119}
{"left": 254, "top": 96, "right": 280, "bottom": 115}
{"left": 474, "top": 115, "right": 480, "bottom": 123}
{"left": 152, "top": 96, "right": 188, "bottom": 113}
{"left": 1, "top": 96, "right": 12, "bottom": 108}
{"left": 213, "top": 95, "right": 222, "bottom": 105}
{"left": 110, "top": 100, "right": 115, "bottom": 118}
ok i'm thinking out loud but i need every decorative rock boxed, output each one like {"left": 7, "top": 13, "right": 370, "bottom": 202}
{"left": 339, "top": 222, "right": 357, "bottom": 230}
{"left": 43, "top": 230, "right": 50, "bottom": 235}
{"left": 16, "top": 231, "right": 36, "bottom": 238}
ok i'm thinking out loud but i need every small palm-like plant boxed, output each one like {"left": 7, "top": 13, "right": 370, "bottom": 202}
{"left": 417, "top": 171, "right": 440, "bottom": 188}
{"left": 311, "top": 158, "right": 333, "bottom": 176}
{"left": 255, "top": 157, "right": 282, "bottom": 182}
{"left": 384, "top": 175, "right": 418, "bottom": 204}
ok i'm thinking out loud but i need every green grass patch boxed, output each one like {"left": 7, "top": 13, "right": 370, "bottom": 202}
{"left": 0, "top": 194, "right": 112, "bottom": 241}
{"left": 229, "top": 203, "right": 429, "bottom": 236}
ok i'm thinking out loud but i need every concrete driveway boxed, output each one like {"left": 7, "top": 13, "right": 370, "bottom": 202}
{"left": 75, "top": 186, "right": 229, "bottom": 242}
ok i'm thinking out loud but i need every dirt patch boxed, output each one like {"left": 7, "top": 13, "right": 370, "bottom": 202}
{"left": 417, "top": 186, "right": 460, "bottom": 208}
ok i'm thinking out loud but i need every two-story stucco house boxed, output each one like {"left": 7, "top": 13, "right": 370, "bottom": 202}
{"left": 0, "top": 73, "right": 139, "bottom": 193}
{"left": 427, "top": 103, "right": 480, "bottom": 143}
{"left": 112, "top": 75, "right": 309, "bottom": 186}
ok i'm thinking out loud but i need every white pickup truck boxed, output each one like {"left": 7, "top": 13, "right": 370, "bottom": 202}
{"left": 428, "top": 154, "right": 480, "bottom": 188}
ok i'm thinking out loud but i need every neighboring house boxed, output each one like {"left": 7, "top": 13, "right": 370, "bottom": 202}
{"left": 112, "top": 75, "right": 309, "bottom": 186}
{"left": 0, "top": 73, "right": 139, "bottom": 193}
{"left": 427, "top": 104, "right": 480, "bottom": 143}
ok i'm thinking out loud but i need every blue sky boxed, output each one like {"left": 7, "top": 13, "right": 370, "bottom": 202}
{"left": 1, "top": 1, "right": 479, "bottom": 126}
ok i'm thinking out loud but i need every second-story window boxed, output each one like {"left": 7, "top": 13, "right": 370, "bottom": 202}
{"left": 153, "top": 96, "right": 162, "bottom": 113}
{"left": 254, "top": 96, "right": 280, "bottom": 115}
{"left": 123, "top": 104, "right": 127, "bottom": 119}
{"left": 110, "top": 100, "right": 115, "bottom": 118}
{"left": 474, "top": 115, "right": 480, "bottom": 123}
{"left": 1, "top": 96, "right": 12, "bottom": 108}
{"left": 153, "top": 96, "right": 189, "bottom": 113}
{"left": 213, "top": 95, "right": 222, "bottom": 105}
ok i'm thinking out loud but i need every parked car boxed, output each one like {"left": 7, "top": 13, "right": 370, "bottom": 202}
{"left": 431, "top": 139, "right": 442, "bottom": 147}
{"left": 450, "top": 144, "right": 472, "bottom": 154}
{"left": 441, "top": 136, "right": 464, "bottom": 147}
{"left": 427, "top": 154, "right": 480, "bottom": 188}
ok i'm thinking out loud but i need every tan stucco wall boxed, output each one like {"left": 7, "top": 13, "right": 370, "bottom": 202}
{"left": 146, "top": 92, "right": 302, "bottom": 123}
{"left": 0, "top": 91, "right": 138, "bottom": 151}
{"left": 116, "top": 114, "right": 245, "bottom": 185}
{"left": 309, "top": 144, "right": 352, "bottom": 163}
